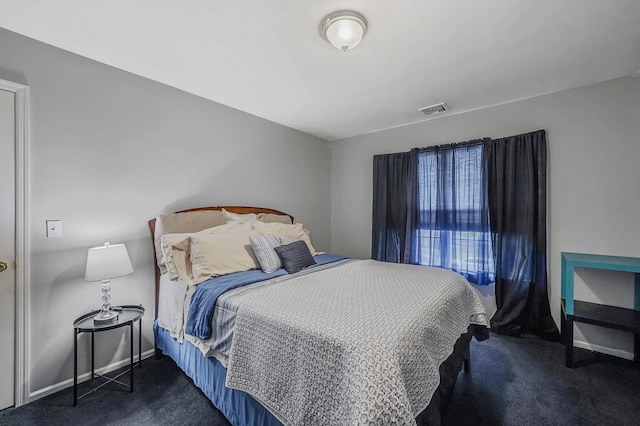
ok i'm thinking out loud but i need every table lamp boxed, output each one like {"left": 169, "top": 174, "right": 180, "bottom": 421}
{"left": 85, "top": 242, "right": 134, "bottom": 324}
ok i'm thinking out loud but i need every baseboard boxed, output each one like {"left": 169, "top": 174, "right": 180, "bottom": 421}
{"left": 28, "top": 349, "right": 156, "bottom": 402}
{"left": 573, "top": 339, "right": 634, "bottom": 361}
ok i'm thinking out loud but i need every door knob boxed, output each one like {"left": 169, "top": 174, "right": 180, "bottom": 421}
{"left": 0, "top": 261, "right": 7, "bottom": 272}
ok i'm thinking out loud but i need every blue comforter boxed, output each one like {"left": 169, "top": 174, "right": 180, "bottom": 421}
{"left": 185, "top": 253, "right": 349, "bottom": 339}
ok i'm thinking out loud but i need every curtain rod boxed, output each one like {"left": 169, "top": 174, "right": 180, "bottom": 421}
{"left": 373, "top": 129, "right": 545, "bottom": 157}
{"left": 413, "top": 138, "right": 489, "bottom": 152}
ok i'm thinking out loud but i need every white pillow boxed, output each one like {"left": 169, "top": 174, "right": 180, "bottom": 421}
{"left": 188, "top": 227, "right": 260, "bottom": 285}
{"left": 222, "top": 208, "right": 257, "bottom": 223}
{"left": 161, "top": 222, "right": 251, "bottom": 281}
{"left": 256, "top": 212, "right": 292, "bottom": 224}
{"left": 249, "top": 234, "right": 282, "bottom": 273}
{"left": 160, "top": 232, "right": 192, "bottom": 280}
{"left": 154, "top": 210, "right": 226, "bottom": 271}
{"left": 251, "top": 221, "right": 320, "bottom": 255}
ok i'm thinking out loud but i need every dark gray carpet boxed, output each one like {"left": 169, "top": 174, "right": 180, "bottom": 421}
{"left": 445, "top": 333, "right": 640, "bottom": 425}
{"left": 0, "top": 357, "right": 229, "bottom": 426}
{"left": 1, "top": 333, "right": 638, "bottom": 425}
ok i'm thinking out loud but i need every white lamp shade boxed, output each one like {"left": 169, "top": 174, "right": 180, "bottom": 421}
{"left": 85, "top": 243, "right": 134, "bottom": 282}
{"left": 321, "top": 11, "right": 367, "bottom": 51}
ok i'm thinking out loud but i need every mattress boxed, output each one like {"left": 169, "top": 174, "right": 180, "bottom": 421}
{"left": 156, "top": 256, "right": 488, "bottom": 425}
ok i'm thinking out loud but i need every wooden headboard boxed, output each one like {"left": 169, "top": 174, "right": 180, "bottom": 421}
{"left": 148, "top": 206, "right": 293, "bottom": 320}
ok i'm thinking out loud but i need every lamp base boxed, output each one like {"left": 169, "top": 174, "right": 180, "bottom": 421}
{"left": 93, "top": 309, "right": 119, "bottom": 324}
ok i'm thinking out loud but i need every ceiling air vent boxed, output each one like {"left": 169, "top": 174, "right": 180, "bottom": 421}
{"left": 418, "top": 102, "right": 449, "bottom": 117}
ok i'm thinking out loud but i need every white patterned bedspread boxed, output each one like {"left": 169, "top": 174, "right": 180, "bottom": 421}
{"left": 188, "top": 259, "right": 352, "bottom": 362}
{"left": 225, "top": 259, "right": 489, "bottom": 425}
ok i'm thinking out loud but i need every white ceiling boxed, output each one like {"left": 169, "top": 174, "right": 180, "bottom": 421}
{"left": 1, "top": 0, "right": 640, "bottom": 141}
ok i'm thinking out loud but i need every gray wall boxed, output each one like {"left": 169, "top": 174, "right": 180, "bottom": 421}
{"left": 0, "top": 28, "right": 331, "bottom": 394}
{"left": 330, "top": 76, "right": 640, "bottom": 358}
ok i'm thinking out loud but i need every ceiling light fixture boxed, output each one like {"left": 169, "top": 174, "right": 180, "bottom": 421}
{"left": 320, "top": 10, "right": 367, "bottom": 52}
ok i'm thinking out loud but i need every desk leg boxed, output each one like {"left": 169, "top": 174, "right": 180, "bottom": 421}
{"left": 565, "top": 316, "right": 574, "bottom": 368}
{"left": 130, "top": 322, "right": 134, "bottom": 393}
{"left": 560, "top": 306, "right": 565, "bottom": 344}
{"left": 73, "top": 329, "right": 78, "bottom": 407}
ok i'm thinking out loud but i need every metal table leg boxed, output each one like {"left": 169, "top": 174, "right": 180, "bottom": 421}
{"left": 73, "top": 329, "right": 78, "bottom": 406}
{"left": 138, "top": 317, "right": 142, "bottom": 368}
{"left": 130, "top": 321, "right": 134, "bottom": 392}
{"left": 91, "top": 330, "right": 95, "bottom": 379}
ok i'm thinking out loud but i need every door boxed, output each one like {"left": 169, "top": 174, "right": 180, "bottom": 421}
{"left": 0, "top": 88, "right": 15, "bottom": 410}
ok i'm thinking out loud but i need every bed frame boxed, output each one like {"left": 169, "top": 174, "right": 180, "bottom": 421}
{"left": 148, "top": 205, "right": 478, "bottom": 425}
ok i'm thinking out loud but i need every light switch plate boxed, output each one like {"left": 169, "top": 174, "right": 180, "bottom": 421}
{"left": 46, "top": 220, "right": 62, "bottom": 237}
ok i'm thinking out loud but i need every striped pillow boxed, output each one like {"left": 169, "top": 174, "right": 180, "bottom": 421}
{"left": 249, "top": 234, "right": 282, "bottom": 273}
{"left": 274, "top": 240, "right": 316, "bottom": 274}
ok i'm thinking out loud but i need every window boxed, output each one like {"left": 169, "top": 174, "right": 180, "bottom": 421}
{"left": 372, "top": 130, "right": 555, "bottom": 336}
{"left": 413, "top": 144, "right": 495, "bottom": 285}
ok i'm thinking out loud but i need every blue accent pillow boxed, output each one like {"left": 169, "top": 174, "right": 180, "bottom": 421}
{"left": 274, "top": 240, "right": 316, "bottom": 274}
{"left": 249, "top": 234, "right": 282, "bottom": 273}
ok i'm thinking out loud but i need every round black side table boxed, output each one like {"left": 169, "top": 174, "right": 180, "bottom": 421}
{"left": 73, "top": 305, "right": 144, "bottom": 406}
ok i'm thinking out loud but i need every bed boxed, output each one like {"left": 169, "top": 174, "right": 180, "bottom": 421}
{"left": 149, "top": 206, "right": 489, "bottom": 425}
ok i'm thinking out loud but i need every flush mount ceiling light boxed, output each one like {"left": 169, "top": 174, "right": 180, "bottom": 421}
{"left": 320, "top": 10, "right": 368, "bottom": 52}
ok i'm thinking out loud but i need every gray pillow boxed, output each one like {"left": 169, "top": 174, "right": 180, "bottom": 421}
{"left": 274, "top": 240, "right": 316, "bottom": 274}
{"left": 249, "top": 234, "right": 282, "bottom": 273}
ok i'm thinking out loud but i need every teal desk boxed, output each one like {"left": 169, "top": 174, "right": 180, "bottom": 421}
{"left": 560, "top": 252, "right": 640, "bottom": 368}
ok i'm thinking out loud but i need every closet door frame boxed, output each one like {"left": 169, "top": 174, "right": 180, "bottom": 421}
{"left": 0, "top": 77, "right": 30, "bottom": 407}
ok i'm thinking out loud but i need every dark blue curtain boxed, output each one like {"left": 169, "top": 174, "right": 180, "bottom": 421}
{"left": 486, "top": 130, "right": 559, "bottom": 340}
{"left": 371, "top": 151, "right": 418, "bottom": 263}
{"left": 412, "top": 142, "right": 494, "bottom": 285}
